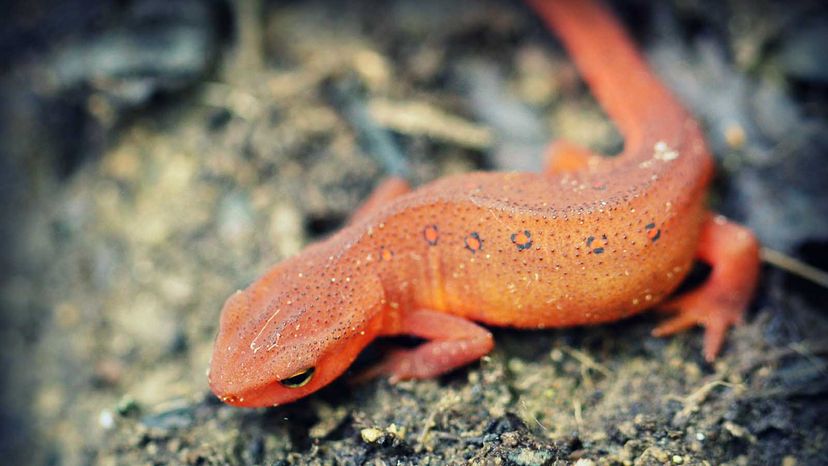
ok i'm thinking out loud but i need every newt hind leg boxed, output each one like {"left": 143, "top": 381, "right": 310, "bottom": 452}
{"left": 653, "top": 214, "right": 760, "bottom": 361}
{"left": 543, "top": 140, "right": 603, "bottom": 175}
{"left": 358, "top": 309, "right": 494, "bottom": 383}
{"left": 348, "top": 176, "right": 411, "bottom": 225}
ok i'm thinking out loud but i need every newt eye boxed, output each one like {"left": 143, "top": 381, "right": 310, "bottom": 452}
{"left": 279, "top": 367, "right": 315, "bottom": 388}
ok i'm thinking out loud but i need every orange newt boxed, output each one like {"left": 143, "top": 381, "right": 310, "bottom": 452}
{"left": 209, "top": 0, "right": 760, "bottom": 407}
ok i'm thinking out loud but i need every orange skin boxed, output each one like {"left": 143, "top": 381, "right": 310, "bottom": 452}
{"left": 208, "top": 0, "right": 760, "bottom": 407}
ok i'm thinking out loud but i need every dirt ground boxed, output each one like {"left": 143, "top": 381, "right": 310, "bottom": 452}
{"left": 2, "top": 0, "right": 828, "bottom": 465}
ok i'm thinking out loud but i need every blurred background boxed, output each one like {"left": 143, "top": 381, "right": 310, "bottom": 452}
{"left": 1, "top": 0, "right": 827, "bottom": 464}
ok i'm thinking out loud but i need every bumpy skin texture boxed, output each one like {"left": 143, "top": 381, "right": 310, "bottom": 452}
{"left": 209, "top": 0, "right": 760, "bottom": 407}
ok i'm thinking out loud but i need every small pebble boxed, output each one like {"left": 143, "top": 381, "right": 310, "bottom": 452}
{"left": 98, "top": 409, "right": 115, "bottom": 430}
{"left": 360, "top": 427, "right": 383, "bottom": 444}
{"left": 508, "top": 448, "right": 553, "bottom": 466}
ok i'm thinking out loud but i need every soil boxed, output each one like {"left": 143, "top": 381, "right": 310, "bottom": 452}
{"left": 2, "top": 0, "right": 827, "bottom": 465}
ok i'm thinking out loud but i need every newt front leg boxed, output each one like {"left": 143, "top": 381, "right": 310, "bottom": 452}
{"left": 361, "top": 309, "right": 494, "bottom": 383}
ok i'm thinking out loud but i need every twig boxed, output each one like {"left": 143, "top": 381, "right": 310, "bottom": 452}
{"left": 369, "top": 98, "right": 494, "bottom": 150}
{"left": 519, "top": 399, "right": 549, "bottom": 433}
{"left": 669, "top": 380, "right": 738, "bottom": 420}
{"left": 760, "top": 247, "right": 828, "bottom": 289}
{"left": 324, "top": 76, "right": 410, "bottom": 178}
{"left": 562, "top": 347, "right": 612, "bottom": 377}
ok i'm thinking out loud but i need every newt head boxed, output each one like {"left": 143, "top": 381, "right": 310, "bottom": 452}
{"left": 208, "top": 256, "right": 386, "bottom": 407}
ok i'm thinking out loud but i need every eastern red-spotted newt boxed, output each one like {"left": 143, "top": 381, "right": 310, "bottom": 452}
{"left": 209, "top": 0, "right": 760, "bottom": 407}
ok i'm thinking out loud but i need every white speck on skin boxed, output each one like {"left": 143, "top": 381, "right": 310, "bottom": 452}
{"left": 653, "top": 141, "right": 679, "bottom": 161}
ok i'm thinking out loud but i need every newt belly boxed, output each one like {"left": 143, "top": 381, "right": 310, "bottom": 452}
{"left": 208, "top": 0, "right": 760, "bottom": 407}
